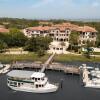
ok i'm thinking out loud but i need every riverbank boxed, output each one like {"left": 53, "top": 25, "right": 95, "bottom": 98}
{"left": 0, "top": 53, "right": 100, "bottom": 63}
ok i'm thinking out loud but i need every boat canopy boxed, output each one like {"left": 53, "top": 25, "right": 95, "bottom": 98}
{"left": 31, "top": 72, "right": 45, "bottom": 78}
{"left": 7, "top": 70, "right": 34, "bottom": 79}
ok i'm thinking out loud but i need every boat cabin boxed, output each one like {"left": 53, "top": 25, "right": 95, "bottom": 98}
{"left": 7, "top": 70, "right": 47, "bottom": 88}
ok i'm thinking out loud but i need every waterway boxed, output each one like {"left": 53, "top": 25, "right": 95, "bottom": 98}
{"left": 0, "top": 69, "right": 100, "bottom": 100}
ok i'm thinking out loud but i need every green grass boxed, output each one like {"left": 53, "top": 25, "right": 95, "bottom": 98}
{"left": 0, "top": 53, "right": 100, "bottom": 63}
{"left": 93, "top": 52, "right": 100, "bottom": 55}
{"left": 54, "top": 54, "right": 100, "bottom": 62}
{"left": 0, "top": 53, "right": 50, "bottom": 63}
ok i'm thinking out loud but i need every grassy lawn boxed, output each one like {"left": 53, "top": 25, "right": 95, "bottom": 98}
{"left": 0, "top": 53, "right": 50, "bottom": 63}
{"left": 93, "top": 52, "right": 100, "bottom": 55}
{"left": 0, "top": 53, "right": 100, "bottom": 63}
{"left": 54, "top": 54, "right": 100, "bottom": 62}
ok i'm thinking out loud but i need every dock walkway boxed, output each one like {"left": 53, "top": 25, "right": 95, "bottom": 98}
{"left": 40, "top": 53, "right": 55, "bottom": 72}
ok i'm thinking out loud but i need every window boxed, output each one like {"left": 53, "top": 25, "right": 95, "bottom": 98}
{"left": 18, "top": 83, "right": 20, "bottom": 87}
{"left": 60, "top": 39, "right": 63, "bottom": 41}
{"left": 66, "top": 34, "right": 69, "bottom": 36}
{"left": 57, "top": 38, "right": 58, "bottom": 41}
{"left": 82, "top": 40, "right": 85, "bottom": 44}
{"left": 42, "top": 78, "right": 44, "bottom": 81}
{"left": 38, "top": 78, "right": 40, "bottom": 80}
{"left": 57, "top": 30, "right": 59, "bottom": 33}
{"left": 67, "top": 38, "right": 69, "bottom": 41}
{"left": 83, "top": 32, "right": 85, "bottom": 35}
{"left": 92, "top": 33, "right": 94, "bottom": 35}
{"left": 36, "top": 84, "right": 38, "bottom": 88}
{"left": 64, "top": 39, "right": 66, "bottom": 41}
{"left": 14, "top": 82, "right": 17, "bottom": 86}
{"left": 32, "top": 77, "right": 34, "bottom": 80}
{"left": 7, "top": 81, "right": 9, "bottom": 84}
{"left": 35, "top": 78, "right": 37, "bottom": 81}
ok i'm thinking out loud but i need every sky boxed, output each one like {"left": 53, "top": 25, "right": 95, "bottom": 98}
{"left": 0, "top": 0, "right": 100, "bottom": 19}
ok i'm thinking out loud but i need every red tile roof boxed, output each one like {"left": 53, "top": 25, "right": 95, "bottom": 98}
{"left": 26, "top": 23, "right": 97, "bottom": 33}
{"left": 77, "top": 26, "right": 97, "bottom": 32}
{"left": 27, "top": 26, "right": 50, "bottom": 31}
{"left": 0, "top": 28, "right": 9, "bottom": 33}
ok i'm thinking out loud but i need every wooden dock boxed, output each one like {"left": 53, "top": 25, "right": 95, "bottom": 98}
{"left": 11, "top": 62, "right": 80, "bottom": 75}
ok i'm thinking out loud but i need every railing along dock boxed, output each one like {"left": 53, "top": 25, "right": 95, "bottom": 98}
{"left": 11, "top": 62, "right": 80, "bottom": 75}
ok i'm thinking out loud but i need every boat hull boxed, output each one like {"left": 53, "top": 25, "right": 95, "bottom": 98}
{"left": 7, "top": 84, "right": 58, "bottom": 93}
{"left": 85, "top": 85, "right": 100, "bottom": 88}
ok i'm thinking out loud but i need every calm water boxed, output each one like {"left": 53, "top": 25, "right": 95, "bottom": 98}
{"left": 0, "top": 70, "right": 100, "bottom": 100}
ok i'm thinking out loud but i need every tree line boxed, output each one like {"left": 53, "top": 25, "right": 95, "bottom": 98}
{"left": 0, "top": 28, "right": 52, "bottom": 56}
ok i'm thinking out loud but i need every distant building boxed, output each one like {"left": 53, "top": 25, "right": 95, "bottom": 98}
{"left": 23, "top": 23, "right": 97, "bottom": 54}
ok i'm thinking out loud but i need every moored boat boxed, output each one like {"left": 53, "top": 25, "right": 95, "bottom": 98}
{"left": 81, "top": 64, "right": 100, "bottom": 88}
{"left": 7, "top": 70, "right": 59, "bottom": 93}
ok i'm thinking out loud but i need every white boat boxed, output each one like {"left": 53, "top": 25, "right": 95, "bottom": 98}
{"left": 7, "top": 70, "right": 59, "bottom": 93}
{"left": 90, "top": 68, "right": 100, "bottom": 77}
{"left": 82, "top": 64, "right": 100, "bottom": 88}
{"left": 85, "top": 78, "right": 100, "bottom": 88}
{"left": 0, "top": 62, "right": 4, "bottom": 69}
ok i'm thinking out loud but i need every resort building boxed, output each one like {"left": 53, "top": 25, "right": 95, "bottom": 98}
{"left": 23, "top": 23, "right": 97, "bottom": 54}
{"left": 78, "top": 26, "right": 97, "bottom": 46}
{"left": 23, "top": 26, "right": 50, "bottom": 38}
{"left": 48, "top": 26, "right": 71, "bottom": 54}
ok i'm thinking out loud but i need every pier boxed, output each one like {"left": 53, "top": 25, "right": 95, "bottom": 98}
{"left": 10, "top": 54, "right": 80, "bottom": 75}
{"left": 11, "top": 62, "right": 80, "bottom": 75}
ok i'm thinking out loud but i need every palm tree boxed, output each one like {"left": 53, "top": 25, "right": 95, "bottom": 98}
{"left": 84, "top": 40, "right": 94, "bottom": 59}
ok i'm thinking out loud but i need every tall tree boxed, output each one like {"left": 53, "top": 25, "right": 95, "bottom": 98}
{"left": 0, "top": 40, "right": 8, "bottom": 52}
{"left": 24, "top": 36, "right": 52, "bottom": 56}
{"left": 8, "top": 28, "right": 28, "bottom": 47}
{"left": 83, "top": 40, "right": 94, "bottom": 59}
{"left": 69, "top": 31, "right": 79, "bottom": 50}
